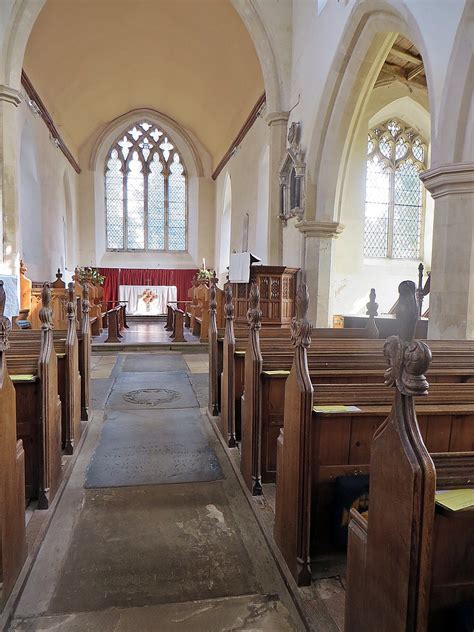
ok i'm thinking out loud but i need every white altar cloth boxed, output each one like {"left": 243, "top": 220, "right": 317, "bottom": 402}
{"left": 119, "top": 285, "right": 177, "bottom": 316}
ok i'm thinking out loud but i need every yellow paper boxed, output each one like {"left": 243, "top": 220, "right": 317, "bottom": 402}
{"left": 435, "top": 488, "right": 474, "bottom": 512}
{"left": 11, "top": 374, "right": 37, "bottom": 382}
{"left": 313, "top": 405, "right": 361, "bottom": 414}
{"left": 235, "top": 351, "right": 245, "bottom": 356}
{"left": 263, "top": 370, "right": 290, "bottom": 376}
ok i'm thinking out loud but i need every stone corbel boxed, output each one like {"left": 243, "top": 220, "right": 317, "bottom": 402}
{"left": 0, "top": 85, "right": 22, "bottom": 107}
{"left": 420, "top": 162, "right": 474, "bottom": 199}
{"left": 296, "top": 220, "right": 345, "bottom": 239}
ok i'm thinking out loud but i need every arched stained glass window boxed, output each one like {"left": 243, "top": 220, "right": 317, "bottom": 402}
{"left": 105, "top": 121, "right": 187, "bottom": 252}
{"left": 364, "top": 119, "right": 426, "bottom": 259}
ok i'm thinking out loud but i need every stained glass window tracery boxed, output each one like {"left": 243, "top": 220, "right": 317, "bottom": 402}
{"left": 105, "top": 120, "right": 187, "bottom": 252}
{"left": 364, "top": 119, "right": 426, "bottom": 259}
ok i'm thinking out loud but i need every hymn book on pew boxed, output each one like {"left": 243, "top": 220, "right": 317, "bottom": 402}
{"left": 435, "top": 488, "right": 474, "bottom": 512}
{"left": 313, "top": 405, "right": 362, "bottom": 413}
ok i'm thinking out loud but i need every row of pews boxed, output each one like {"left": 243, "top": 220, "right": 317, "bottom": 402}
{"left": 19, "top": 262, "right": 128, "bottom": 343}
{"left": 209, "top": 275, "right": 474, "bottom": 629}
{"left": 0, "top": 275, "right": 95, "bottom": 609}
{"left": 165, "top": 271, "right": 224, "bottom": 344}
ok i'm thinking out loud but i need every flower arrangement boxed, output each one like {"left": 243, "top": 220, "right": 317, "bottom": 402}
{"left": 77, "top": 267, "right": 105, "bottom": 286}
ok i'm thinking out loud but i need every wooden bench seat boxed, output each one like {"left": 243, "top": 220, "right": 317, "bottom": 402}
{"left": 0, "top": 282, "right": 27, "bottom": 607}
{"left": 344, "top": 289, "right": 474, "bottom": 629}
{"left": 9, "top": 283, "right": 83, "bottom": 453}
{"left": 272, "top": 282, "right": 474, "bottom": 586}
{"left": 6, "top": 284, "right": 62, "bottom": 509}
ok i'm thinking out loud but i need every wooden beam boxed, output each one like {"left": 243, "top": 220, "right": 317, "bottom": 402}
{"left": 212, "top": 93, "right": 266, "bottom": 180}
{"left": 390, "top": 45, "right": 422, "bottom": 65}
{"left": 378, "top": 63, "right": 427, "bottom": 89}
{"left": 407, "top": 63, "right": 425, "bottom": 81}
{"left": 21, "top": 71, "right": 81, "bottom": 174}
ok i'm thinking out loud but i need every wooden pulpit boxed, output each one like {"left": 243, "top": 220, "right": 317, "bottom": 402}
{"left": 229, "top": 265, "right": 299, "bottom": 327}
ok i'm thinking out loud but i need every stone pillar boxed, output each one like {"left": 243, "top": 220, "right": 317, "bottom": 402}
{"left": 420, "top": 163, "right": 474, "bottom": 339}
{"left": 297, "top": 220, "right": 344, "bottom": 327}
{"left": 266, "top": 111, "right": 289, "bottom": 265}
{"left": 0, "top": 85, "right": 22, "bottom": 274}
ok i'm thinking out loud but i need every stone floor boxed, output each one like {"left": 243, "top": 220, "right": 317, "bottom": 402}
{"left": 8, "top": 350, "right": 304, "bottom": 632}
{"left": 93, "top": 320, "right": 201, "bottom": 345}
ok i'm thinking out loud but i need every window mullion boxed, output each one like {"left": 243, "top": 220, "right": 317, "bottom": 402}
{"left": 387, "top": 167, "right": 395, "bottom": 258}
{"left": 164, "top": 171, "right": 169, "bottom": 252}
{"left": 123, "top": 163, "right": 128, "bottom": 251}
{"left": 144, "top": 165, "right": 149, "bottom": 251}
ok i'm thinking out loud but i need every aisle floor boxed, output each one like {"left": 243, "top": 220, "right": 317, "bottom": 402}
{"left": 9, "top": 352, "right": 303, "bottom": 631}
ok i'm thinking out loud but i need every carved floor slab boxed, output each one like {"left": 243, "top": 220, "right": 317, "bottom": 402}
{"left": 85, "top": 408, "right": 223, "bottom": 488}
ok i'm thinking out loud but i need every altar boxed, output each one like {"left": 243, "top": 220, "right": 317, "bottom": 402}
{"left": 119, "top": 285, "right": 177, "bottom": 316}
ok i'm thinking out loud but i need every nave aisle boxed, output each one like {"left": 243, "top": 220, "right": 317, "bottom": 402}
{"left": 8, "top": 351, "right": 302, "bottom": 631}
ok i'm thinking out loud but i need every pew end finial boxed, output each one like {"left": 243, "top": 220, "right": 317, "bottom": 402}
{"left": 291, "top": 283, "right": 312, "bottom": 348}
{"left": 384, "top": 280, "right": 431, "bottom": 396}
{"left": 0, "top": 280, "right": 12, "bottom": 351}
{"left": 224, "top": 284, "right": 234, "bottom": 321}
{"left": 39, "top": 282, "right": 54, "bottom": 330}
{"left": 247, "top": 282, "right": 262, "bottom": 330}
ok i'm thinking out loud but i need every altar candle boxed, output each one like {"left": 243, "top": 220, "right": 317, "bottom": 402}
{"left": 202, "top": 257, "right": 206, "bottom": 269}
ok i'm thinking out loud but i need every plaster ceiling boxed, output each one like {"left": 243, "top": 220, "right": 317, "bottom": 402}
{"left": 23, "top": 0, "right": 264, "bottom": 168}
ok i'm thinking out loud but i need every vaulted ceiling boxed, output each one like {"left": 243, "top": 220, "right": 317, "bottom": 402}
{"left": 23, "top": 0, "right": 264, "bottom": 168}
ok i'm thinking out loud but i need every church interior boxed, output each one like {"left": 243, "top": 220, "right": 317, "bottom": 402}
{"left": 0, "top": 0, "right": 473, "bottom": 630}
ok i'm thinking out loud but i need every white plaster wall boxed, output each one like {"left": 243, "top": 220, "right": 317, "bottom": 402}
{"left": 17, "top": 100, "right": 79, "bottom": 281}
{"left": 214, "top": 115, "right": 271, "bottom": 277}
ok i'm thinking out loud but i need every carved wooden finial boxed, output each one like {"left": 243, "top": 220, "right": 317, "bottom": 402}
{"left": 247, "top": 282, "right": 262, "bottom": 330}
{"left": 291, "top": 283, "right": 312, "bottom": 349}
{"left": 39, "top": 282, "right": 54, "bottom": 330}
{"left": 209, "top": 271, "right": 217, "bottom": 313}
{"left": 82, "top": 282, "right": 90, "bottom": 315}
{"left": 67, "top": 282, "right": 76, "bottom": 321}
{"left": 384, "top": 280, "right": 431, "bottom": 396}
{"left": 56, "top": 268, "right": 62, "bottom": 282}
{"left": 20, "top": 259, "right": 27, "bottom": 276}
{"left": 224, "top": 284, "right": 234, "bottom": 321}
{"left": 0, "top": 280, "right": 11, "bottom": 351}
{"left": 366, "top": 288, "right": 378, "bottom": 319}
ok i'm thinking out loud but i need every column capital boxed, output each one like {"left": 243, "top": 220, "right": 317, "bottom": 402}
{"left": 420, "top": 162, "right": 474, "bottom": 199}
{"left": 265, "top": 110, "right": 290, "bottom": 127}
{"left": 0, "top": 85, "right": 21, "bottom": 107}
{"left": 296, "top": 220, "right": 344, "bottom": 239}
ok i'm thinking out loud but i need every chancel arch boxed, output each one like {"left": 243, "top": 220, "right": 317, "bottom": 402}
{"left": 18, "top": 123, "right": 44, "bottom": 280}
{"left": 219, "top": 173, "right": 232, "bottom": 276}
{"left": 255, "top": 144, "right": 270, "bottom": 262}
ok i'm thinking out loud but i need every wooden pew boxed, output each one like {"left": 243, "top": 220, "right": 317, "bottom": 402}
{"left": 219, "top": 285, "right": 381, "bottom": 448}
{"left": 273, "top": 282, "right": 474, "bottom": 586}
{"left": 7, "top": 283, "right": 62, "bottom": 509}
{"left": 208, "top": 272, "right": 219, "bottom": 416}
{"left": 0, "top": 282, "right": 27, "bottom": 607}
{"left": 78, "top": 282, "right": 91, "bottom": 421}
{"left": 345, "top": 285, "right": 474, "bottom": 631}
{"left": 9, "top": 283, "right": 83, "bottom": 454}
{"left": 170, "top": 307, "right": 186, "bottom": 343}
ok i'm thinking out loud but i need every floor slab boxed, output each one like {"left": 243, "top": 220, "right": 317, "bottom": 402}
{"left": 85, "top": 408, "right": 223, "bottom": 488}
{"left": 45, "top": 482, "right": 259, "bottom": 614}
{"left": 10, "top": 593, "right": 296, "bottom": 631}
{"left": 121, "top": 353, "right": 188, "bottom": 373}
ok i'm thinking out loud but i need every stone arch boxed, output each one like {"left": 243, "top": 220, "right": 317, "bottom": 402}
{"left": 435, "top": 1, "right": 474, "bottom": 164}
{"left": 219, "top": 173, "right": 232, "bottom": 274}
{"left": 255, "top": 144, "right": 270, "bottom": 262}
{"left": 18, "top": 120, "right": 44, "bottom": 279}
{"left": 305, "top": 2, "right": 432, "bottom": 224}
{"left": 63, "top": 170, "right": 74, "bottom": 269}
{"left": 229, "top": 0, "right": 282, "bottom": 112}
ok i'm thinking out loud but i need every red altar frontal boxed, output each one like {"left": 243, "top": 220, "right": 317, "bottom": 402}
{"left": 99, "top": 268, "right": 198, "bottom": 308}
